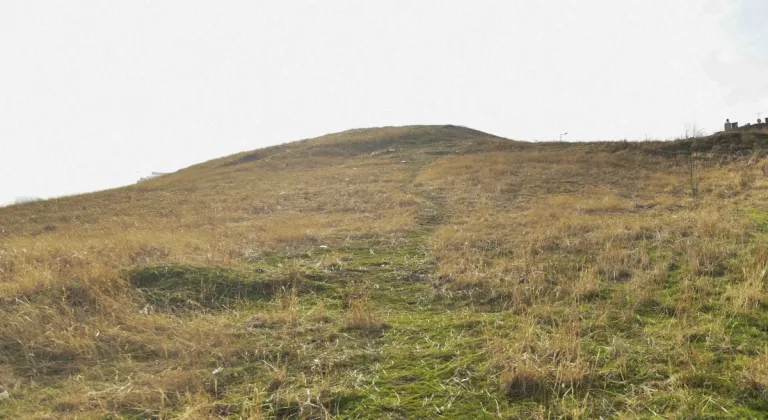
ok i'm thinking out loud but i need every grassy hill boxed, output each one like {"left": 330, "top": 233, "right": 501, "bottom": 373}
{"left": 2, "top": 125, "right": 768, "bottom": 418}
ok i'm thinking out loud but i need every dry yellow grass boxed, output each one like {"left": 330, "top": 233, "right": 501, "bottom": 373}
{"left": 2, "top": 125, "right": 768, "bottom": 417}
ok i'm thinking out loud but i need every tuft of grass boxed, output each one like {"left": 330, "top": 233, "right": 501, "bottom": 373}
{"left": 343, "top": 283, "right": 388, "bottom": 332}
{"left": 571, "top": 268, "right": 601, "bottom": 301}
{"left": 727, "top": 265, "right": 766, "bottom": 311}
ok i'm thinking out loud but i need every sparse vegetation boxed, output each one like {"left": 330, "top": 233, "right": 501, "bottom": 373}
{"left": 2, "top": 125, "right": 768, "bottom": 417}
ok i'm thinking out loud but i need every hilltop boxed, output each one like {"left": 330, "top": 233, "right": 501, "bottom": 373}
{"left": 1, "top": 125, "right": 768, "bottom": 418}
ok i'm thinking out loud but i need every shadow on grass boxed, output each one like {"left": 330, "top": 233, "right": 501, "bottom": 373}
{"left": 126, "top": 264, "right": 298, "bottom": 311}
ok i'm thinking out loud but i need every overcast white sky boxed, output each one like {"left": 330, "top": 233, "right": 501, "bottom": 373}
{"left": 1, "top": 1, "right": 767, "bottom": 205}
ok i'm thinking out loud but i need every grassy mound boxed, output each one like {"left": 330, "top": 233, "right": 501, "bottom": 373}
{"left": 1, "top": 125, "right": 768, "bottom": 417}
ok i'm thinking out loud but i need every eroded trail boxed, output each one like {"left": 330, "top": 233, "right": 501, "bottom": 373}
{"left": 331, "top": 164, "right": 512, "bottom": 418}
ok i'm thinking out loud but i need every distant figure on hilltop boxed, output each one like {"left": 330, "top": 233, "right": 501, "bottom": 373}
{"left": 725, "top": 119, "right": 731, "bottom": 131}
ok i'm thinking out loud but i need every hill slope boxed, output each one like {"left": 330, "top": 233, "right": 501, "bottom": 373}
{"left": 2, "top": 126, "right": 768, "bottom": 418}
